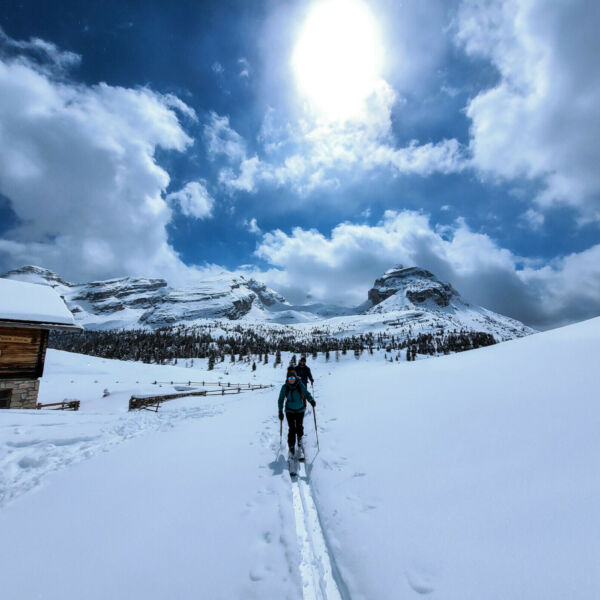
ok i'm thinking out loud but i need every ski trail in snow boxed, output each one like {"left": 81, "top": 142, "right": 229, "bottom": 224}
{"left": 291, "top": 462, "right": 343, "bottom": 600}
{"left": 0, "top": 403, "right": 222, "bottom": 507}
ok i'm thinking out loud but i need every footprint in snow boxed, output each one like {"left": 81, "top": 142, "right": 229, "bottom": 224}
{"left": 406, "top": 564, "right": 437, "bottom": 595}
{"left": 18, "top": 455, "right": 47, "bottom": 469}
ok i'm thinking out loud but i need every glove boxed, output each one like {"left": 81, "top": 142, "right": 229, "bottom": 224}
{"left": 278, "top": 411, "right": 284, "bottom": 421}
{"left": 310, "top": 400, "right": 316, "bottom": 407}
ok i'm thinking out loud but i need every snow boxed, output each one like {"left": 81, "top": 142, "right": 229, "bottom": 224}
{"left": 2, "top": 265, "right": 534, "bottom": 341}
{"left": 1, "top": 317, "right": 599, "bottom": 598}
{"left": 0, "top": 278, "right": 77, "bottom": 326}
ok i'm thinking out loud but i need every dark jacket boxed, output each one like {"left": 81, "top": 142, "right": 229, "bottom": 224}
{"left": 278, "top": 380, "right": 314, "bottom": 414}
{"left": 295, "top": 364, "right": 314, "bottom": 386}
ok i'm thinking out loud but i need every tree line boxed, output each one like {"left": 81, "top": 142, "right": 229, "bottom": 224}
{"left": 49, "top": 324, "right": 496, "bottom": 366}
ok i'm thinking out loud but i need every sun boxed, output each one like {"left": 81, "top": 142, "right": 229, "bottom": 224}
{"left": 292, "top": 0, "right": 384, "bottom": 122}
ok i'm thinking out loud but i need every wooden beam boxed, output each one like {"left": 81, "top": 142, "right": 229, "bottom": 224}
{"left": 0, "top": 319, "right": 81, "bottom": 331}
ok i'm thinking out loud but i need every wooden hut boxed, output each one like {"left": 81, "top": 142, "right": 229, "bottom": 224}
{"left": 0, "top": 278, "right": 80, "bottom": 409}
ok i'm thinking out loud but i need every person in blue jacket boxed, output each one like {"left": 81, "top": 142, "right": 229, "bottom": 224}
{"left": 278, "top": 368, "right": 315, "bottom": 460}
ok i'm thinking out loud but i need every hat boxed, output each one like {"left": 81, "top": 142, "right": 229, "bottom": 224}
{"left": 286, "top": 368, "right": 298, "bottom": 380}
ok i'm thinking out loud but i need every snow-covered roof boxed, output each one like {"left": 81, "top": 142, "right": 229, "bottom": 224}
{"left": 0, "top": 279, "right": 79, "bottom": 328}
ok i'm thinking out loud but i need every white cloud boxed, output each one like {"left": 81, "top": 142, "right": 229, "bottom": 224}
{"left": 521, "top": 208, "right": 545, "bottom": 230}
{"left": 238, "top": 57, "right": 250, "bottom": 78}
{"left": 520, "top": 245, "right": 600, "bottom": 327}
{"left": 455, "top": 0, "right": 600, "bottom": 221}
{"left": 0, "top": 26, "right": 81, "bottom": 72}
{"left": 167, "top": 181, "right": 214, "bottom": 219}
{"left": 215, "top": 82, "right": 466, "bottom": 195}
{"left": 243, "top": 218, "right": 261, "bottom": 234}
{"left": 219, "top": 156, "right": 264, "bottom": 193}
{"left": 204, "top": 112, "right": 247, "bottom": 162}
{"left": 253, "top": 210, "right": 600, "bottom": 328}
{"left": 0, "top": 32, "right": 198, "bottom": 283}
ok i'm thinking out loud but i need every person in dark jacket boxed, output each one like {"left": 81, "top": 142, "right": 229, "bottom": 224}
{"left": 278, "top": 368, "right": 315, "bottom": 459}
{"left": 295, "top": 355, "right": 314, "bottom": 388}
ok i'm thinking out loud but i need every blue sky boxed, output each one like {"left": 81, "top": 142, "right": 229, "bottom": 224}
{"left": 1, "top": 0, "right": 599, "bottom": 329}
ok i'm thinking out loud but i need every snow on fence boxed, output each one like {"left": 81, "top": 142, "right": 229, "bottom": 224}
{"left": 129, "top": 384, "right": 273, "bottom": 412}
{"left": 152, "top": 380, "right": 263, "bottom": 388}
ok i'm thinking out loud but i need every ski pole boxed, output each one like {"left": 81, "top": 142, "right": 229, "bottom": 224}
{"left": 279, "top": 418, "right": 282, "bottom": 448}
{"left": 313, "top": 406, "right": 319, "bottom": 451}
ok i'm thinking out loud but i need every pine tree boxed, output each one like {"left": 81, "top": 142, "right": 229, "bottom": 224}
{"left": 208, "top": 353, "right": 215, "bottom": 371}
{"left": 252, "top": 362, "right": 256, "bottom": 372}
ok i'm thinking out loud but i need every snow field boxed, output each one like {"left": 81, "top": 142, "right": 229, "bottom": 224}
{"left": 1, "top": 317, "right": 599, "bottom": 599}
{"left": 1, "top": 388, "right": 300, "bottom": 598}
{"left": 308, "top": 317, "right": 600, "bottom": 599}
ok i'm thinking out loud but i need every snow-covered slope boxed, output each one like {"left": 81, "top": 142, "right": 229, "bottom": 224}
{"left": 1, "top": 265, "right": 534, "bottom": 341}
{"left": 2, "top": 266, "right": 294, "bottom": 329}
{"left": 0, "top": 317, "right": 598, "bottom": 599}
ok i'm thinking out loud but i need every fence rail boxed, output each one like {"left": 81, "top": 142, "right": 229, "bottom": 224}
{"left": 129, "top": 384, "right": 273, "bottom": 412}
{"left": 37, "top": 400, "right": 80, "bottom": 411}
{"left": 152, "top": 380, "right": 261, "bottom": 388}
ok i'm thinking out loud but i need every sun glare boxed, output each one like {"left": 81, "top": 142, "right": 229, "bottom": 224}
{"left": 292, "top": 0, "right": 384, "bottom": 121}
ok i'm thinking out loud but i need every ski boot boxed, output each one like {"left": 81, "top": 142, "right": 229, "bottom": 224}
{"left": 297, "top": 438, "right": 305, "bottom": 462}
{"left": 287, "top": 448, "right": 298, "bottom": 477}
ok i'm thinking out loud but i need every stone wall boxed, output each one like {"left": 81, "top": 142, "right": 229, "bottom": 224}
{"left": 0, "top": 378, "right": 40, "bottom": 409}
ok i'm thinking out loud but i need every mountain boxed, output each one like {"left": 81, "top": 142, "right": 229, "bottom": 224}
{"left": 366, "top": 266, "right": 460, "bottom": 311}
{"left": 356, "top": 265, "right": 533, "bottom": 340}
{"left": 1, "top": 265, "right": 535, "bottom": 341}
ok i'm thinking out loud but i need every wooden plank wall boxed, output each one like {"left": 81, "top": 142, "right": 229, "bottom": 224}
{"left": 0, "top": 326, "right": 46, "bottom": 379}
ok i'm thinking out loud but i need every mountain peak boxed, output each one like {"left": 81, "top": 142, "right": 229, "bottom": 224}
{"left": 1, "top": 265, "right": 73, "bottom": 287}
{"left": 367, "top": 265, "right": 460, "bottom": 311}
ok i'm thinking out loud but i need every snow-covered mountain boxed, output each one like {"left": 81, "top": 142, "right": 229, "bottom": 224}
{"left": 366, "top": 266, "right": 461, "bottom": 311}
{"left": 1, "top": 264, "right": 534, "bottom": 340}
{"left": 1, "top": 266, "right": 293, "bottom": 328}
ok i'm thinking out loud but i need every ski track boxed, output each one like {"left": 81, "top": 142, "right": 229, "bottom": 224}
{"left": 0, "top": 403, "right": 223, "bottom": 507}
{"left": 290, "top": 461, "right": 343, "bottom": 600}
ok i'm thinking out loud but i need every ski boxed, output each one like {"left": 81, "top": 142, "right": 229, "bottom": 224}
{"left": 288, "top": 454, "right": 298, "bottom": 477}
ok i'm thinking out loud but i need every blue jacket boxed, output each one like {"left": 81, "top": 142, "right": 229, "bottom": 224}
{"left": 278, "top": 380, "right": 314, "bottom": 414}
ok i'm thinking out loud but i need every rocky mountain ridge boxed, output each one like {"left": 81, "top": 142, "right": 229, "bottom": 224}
{"left": 1, "top": 265, "right": 535, "bottom": 341}
{"left": 366, "top": 266, "right": 459, "bottom": 310}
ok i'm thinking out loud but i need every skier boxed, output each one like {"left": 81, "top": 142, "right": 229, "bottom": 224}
{"left": 278, "top": 368, "right": 315, "bottom": 467}
{"left": 295, "top": 355, "right": 314, "bottom": 388}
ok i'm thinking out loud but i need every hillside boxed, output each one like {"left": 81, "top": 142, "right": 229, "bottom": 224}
{"left": 0, "top": 317, "right": 598, "bottom": 599}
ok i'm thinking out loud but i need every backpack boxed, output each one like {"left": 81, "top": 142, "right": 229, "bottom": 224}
{"left": 285, "top": 383, "right": 307, "bottom": 409}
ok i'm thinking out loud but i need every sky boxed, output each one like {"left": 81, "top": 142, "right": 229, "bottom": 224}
{"left": 0, "top": 0, "right": 599, "bottom": 330}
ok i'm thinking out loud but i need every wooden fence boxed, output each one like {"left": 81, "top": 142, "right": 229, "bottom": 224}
{"left": 152, "top": 380, "right": 263, "bottom": 388}
{"left": 37, "top": 400, "right": 80, "bottom": 411}
{"left": 129, "top": 384, "right": 273, "bottom": 412}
